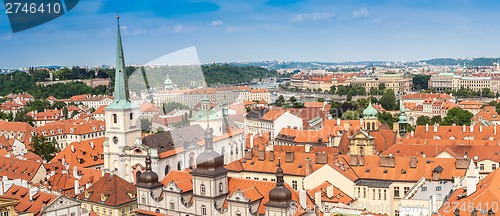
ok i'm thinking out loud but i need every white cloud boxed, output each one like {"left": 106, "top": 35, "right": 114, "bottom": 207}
{"left": 289, "top": 12, "right": 336, "bottom": 22}
{"left": 352, "top": 7, "right": 370, "bottom": 18}
{"left": 173, "top": 25, "right": 194, "bottom": 33}
{"left": 210, "top": 20, "right": 224, "bottom": 26}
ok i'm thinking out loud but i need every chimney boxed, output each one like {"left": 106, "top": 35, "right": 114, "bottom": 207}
{"left": 269, "top": 151, "right": 275, "bottom": 162}
{"left": 74, "top": 180, "right": 80, "bottom": 195}
{"left": 393, "top": 122, "right": 399, "bottom": 133}
{"left": 496, "top": 124, "right": 498, "bottom": 135}
{"left": 244, "top": 150, "right": 253, "bottom": 160}
{"left": 379, "top": 155, "right": 396, "bottom": 167}
{"left": 314, "top": 191, "right": 322, "bottom": 207}
{"left": 349, "top": 155, "right": 359, "bottom": 166}
{"left": 455, "top": 157, "right": 470, "bottom": 169}
{"left": 359, "top": 154, "right": 364, "bottom": 166}
{"left": 411, "top": 130, "right": 414, "bottom": 137}
{"left": 470, "top": 123, "right": 474, "bottom": 133}
{"left": 466, "top": 163, "right": 479, "bottom": 196}
{"left": 463, "top": 124, "right": 466, "bottom": 133}
{"left": 336, "top": 118, "right": 341, "bottom": 126}
{"left": 299, "top": 190, "right": 307, "bottom": 208}
{"left": 73, "top": 166, "right": 78, "bottom": 178}
{"left": 285, "top": 152, "right": 294, "bottom": 163}
{"left": 360, "top": 118, "right": 364, "bottom": 127}
{"left": 425, "top": 123, "right": 429, "bottom": 132}
{"left": 410, "top": 156, "right": 418, "bottom": 168}
{"left": 344, "top": 122, "right": 350, "bottom": 132}
{"left": 71, "top": 145, "right": 75, "bottom": 153}
{"left": 258, "top": 149, "right": 266, "bottom": 161}
{"left": 305, "top": 158, "right": 312, "bottom": 176}
{"left": 480, "top": 125, "right": 483, "bottom": 133}
{"left": 326, "top": 185, "right": 334, "bottom": 198}
{"left": 315, "top": 152, "right": 328, "bottom": 164}
{"left": 333, "top": 152, "right": 338, "bottom": 160}
{"left": 433, "top": 123, "right": 438, "bottom": 133}
{"left": 305, "top": 144, "right": 311, "bottom": 153}
{"left": 90, "top": 142, "right": 95, "bottom": 149}
{"left": 250, "top": 134, "right": 255, "bottom": 149}
{"left": 29, "top": 187, "right": 39, "bottom": 201}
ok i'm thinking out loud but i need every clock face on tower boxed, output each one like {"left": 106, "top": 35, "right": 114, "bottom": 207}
{"left": 113, "top": 136, "right": 118, "bottom": 144}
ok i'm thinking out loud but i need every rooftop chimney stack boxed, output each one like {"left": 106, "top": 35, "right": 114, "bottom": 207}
{"left": 470, "top": 123, "right": 474, "bottom": 133}
{"left": 433, "top": 123, "right": 438, "bottom": 133}
{"left": 285, "top": 152, "right": 295, "bottom": 163}
{"left": 258, "top": 149, "right": 266, "bottom": 161}
{"left": 74, "top": 180, "right": 80, "bottom": 195}
{"left": 315, "top": 191, "right": 322, "bottom": 207}
{"left": 29, "top": 187, "right": 39, "bottom": 201}
{"left": 327, "top": 185, "right": 334, "bottom": 198}
{"left": 426, "top": 124, "right": 429, "bottom": 132}
{"left": 299, "top": 190, "right": 307, "bottom": 208}
{"left": 305, "top": 144, "right": 311, "bottom": 153}
{"left": 337, "top": 118, "right": 341, "bottom": 126}
{"left": 463, "top": 124, "right": 466, "bottom": 133}
{"left": 269, "top": 151, "right": 275, "bottom": 162}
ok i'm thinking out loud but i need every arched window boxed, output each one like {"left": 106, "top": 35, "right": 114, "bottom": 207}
{"left": 113, "top": 114, "right": 117, "bottom": 124}
{"left": 165, "top": 165, "right": 170, "bottom": 175}
{"left": 177, "top": 161, "right": 182, "bottom": 171}
{"left": 201, "top": 205, "right": 207, "bottom": 216}
{"left": 130, "top": 113, "right": 133, "bottom": 120}
{"left": 189, "top": 155, "right": 195, "bottom": 170}
{"left": 200, "top": 184, "right": 206, "bottom": 195}
{"left": 136, "top": 171, "right": 142, "bottom": 184}
{"left": 372, "top": 122, "right": 375, "bottom": 130}
{"left": 235, "top": 146, "right": 239, "bottom": 155}
{"left": 219, "top": 182, "right": 223, "bottom": 193}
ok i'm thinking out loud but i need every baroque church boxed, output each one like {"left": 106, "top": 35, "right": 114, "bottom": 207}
{"left": 103, "top": 16, "right": 245, "bottom": 183}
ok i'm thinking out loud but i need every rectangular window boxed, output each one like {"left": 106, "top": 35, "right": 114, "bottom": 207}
{"left": 493, "top": 164, "right": 497, "bottom": 170}
{"left": 384, "top": 189, "right": 387, "bottom": 200}
{"left": 378, "top": 189, "right": 381, "bottom": 200}
{"left": 357, "top": 187, "right": 361, "bottom": 198}
{"left": 404, "top": 187, "right": 410, "bottom": 196}
{"left": 263, "top": 178, "right": 267, "bottom": 181}
{"left": 292, "top": 180, "right": 298, "bottom": 190}
{"left": 363, "top": 188, "right": 366, "bottom": 198}
{"left": 394, "top": 187, "right": 400, "bottom": 198}
{"left": 395, "top": 210, "right": 400, "bottom": 216}
{"left": 254, "top": 177, "right": 259, "bottom": 180}
{"left": 372, "top": 189, "right": 375, "bottom": 200}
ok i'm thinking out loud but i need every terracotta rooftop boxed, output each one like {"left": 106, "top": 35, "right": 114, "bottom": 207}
{"left": 1, "top": 185, "right": 57, "bottom": 216}
{"left": 51, "top": 137, "right": 104, "bottom": 168}
{"left": 307, "top": 181, "right": 354, "bottom": 205}
{"left": 77, "top": 173, "right": 136, "bottom": 206}
{"left": 0, "top": 157, "right": 43, "bottom": 183}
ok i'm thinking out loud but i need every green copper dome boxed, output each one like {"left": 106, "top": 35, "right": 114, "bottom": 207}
{"left": 363, "top": 100, "right": 378, "bottom": 119}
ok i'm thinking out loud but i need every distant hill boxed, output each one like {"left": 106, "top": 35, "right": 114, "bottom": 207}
{"left": 228, "top": 61, "right": 388, "bottom": 70}
{"left": 420, "top": 58, "right": 500, "bottom": 66}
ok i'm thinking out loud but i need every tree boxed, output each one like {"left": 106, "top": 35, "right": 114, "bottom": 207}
{"left": 341, "top": 110, "right": 360, "bottom": 120}
{"left": 346, "top": 91, "right": 353, "bottom": 101}
{"left": 413, "top": 75, "right": 431, "bottom": 90}
{"left": 379, "top": 89, "right": 398, "bottom": 111}
{"left": 289, "top": 96, "right": 297, "bottom": 104}
{"left": 163, "top": 102, "right": 190, "bottom": 114}
{"left": 30, "top": 135, "right": 59, "bottom": 161}
{"left": 378, "top": 112, "right": 398, "bottom": 129}
{"left": 156, "top": 127, "right": 165, "bottom": 133}
{"left": 378, "top": 83, "right": 386, "bottom": 92}
{"left": 431, "top": 115, "right": 442, "bottom": 125}
{"left": 317, "top": 98, "right": 325, "bottom": 102}
{"left": 329, "top": 85, "right": 337, "bottom": 94}
{"left": 141, "top": 119, "right": 152, "bottom": 132}
{"left": 356, "top": 98, "right": 368, "bottom": 110}
{"left": 62, "top": 107, "right": 68, "bottom": 119}
{"left": 441, "top": 108, "right": 473, "bottom": 126}
{"left": 369, "top": 87, "right": 378, "bottom": 96}
{"left": 274, "top": 95, "right": 286, "bottom": 107}
{"left": 416, "top": 116, "right": 431, "bottom": 125}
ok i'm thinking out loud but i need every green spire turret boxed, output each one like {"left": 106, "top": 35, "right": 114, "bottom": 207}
{"left": 107, "top": 15, "right": 133, "bottom": 109}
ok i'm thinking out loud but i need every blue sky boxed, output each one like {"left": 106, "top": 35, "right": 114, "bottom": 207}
{"left": 1, "top": 0, "right": 500, "bottom": 68}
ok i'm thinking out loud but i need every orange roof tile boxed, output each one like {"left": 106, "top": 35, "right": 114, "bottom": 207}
{"left": 307, "top": 181, "right": 354, "bottom": 205}
{"left": 161, "top": 170, "right": 193, "bottom": 192}
{"left": 1, "top": 185, "right": 57, "bottom": 216}
{"left": 77, "top": 173, "right": 136, "bottom": 206}
{"left": 51, "top": 137, "right": 104, "bottom": 168}
{"left": 0, "top": 157, "right": 43, "bottom": 182}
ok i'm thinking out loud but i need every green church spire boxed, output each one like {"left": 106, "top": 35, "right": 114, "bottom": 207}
{"left": 107, "top": 15, "right": 133, "bottom": 109}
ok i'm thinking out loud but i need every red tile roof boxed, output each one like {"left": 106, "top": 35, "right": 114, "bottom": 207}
{"left": 161, "top": 170, "right": 193, "bottom": 192}
{"left": 51, "top": 137, "right": 104, "bottom": 168}
{"left": 1, "top": 185, "right": 57, "bottom": 216}
{"left": 77, "top": 173, "right": 136, "bottom": 206}
{"left": 0, "top": 157, "right": 44, "bottom": 183}
{"left": 438, "top": 169, "right": 500, "bottom": 216}
{"left": 307, "top": 181, "right": 354, "bottom": 205}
